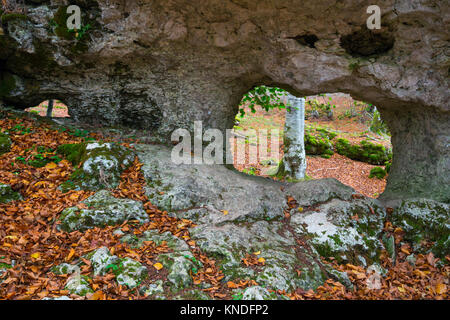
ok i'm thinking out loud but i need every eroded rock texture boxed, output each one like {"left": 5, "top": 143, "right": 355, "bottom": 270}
{"left": 0, "top": 0, "right": 449, "bottom": 201}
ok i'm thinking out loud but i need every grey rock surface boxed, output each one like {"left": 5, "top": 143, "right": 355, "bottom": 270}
{"left": 134, "top": 143, "right": 388, "bottom": 292}
{"left": 0, "top": 1, "right": 448, "bottom": 202}
{"left": 1, "top": 0, "right": 449, "bottom": 202}
{"left": 59, "top": 142, "right": 135, "bottom": 192}
{"left": 391, "top": 199, "right": 450, "bottom": 257}
{"left": 59, "top": 190, "right": 149, "bottom": 232}
{"left": 290, "top": 198, "right": 386, "bottom": 264}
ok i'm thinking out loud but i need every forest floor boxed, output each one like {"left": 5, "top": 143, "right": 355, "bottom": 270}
{"left": 232, "top": 93, "right": 391, "bottom": 198}
{"left": 0, "top": 98, "right": 444, "bottom": 300}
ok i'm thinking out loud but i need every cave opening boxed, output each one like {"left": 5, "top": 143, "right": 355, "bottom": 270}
{"left": 230, "top": 87, "right": 392, "bottom": 198}
{"left": 25, "top": 99, "right": 70, "bottom": 118}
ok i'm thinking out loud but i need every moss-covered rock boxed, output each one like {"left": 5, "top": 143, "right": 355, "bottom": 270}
{"left": 51, "top": 263, "right": 80, "bottom": 275}
{"left": 57, "top": 141, "right": 135, "bottom": 192}
{"left": 0, "top": 132, "right": 12, "bottom": 155}
{"left": 140, "top": 280, "right": 165, "bottom": 297}
{"left": 122, "top": 229, "right": 190, "bottom": 252}
{"left": 239, "top": 286, "right": 282, "bottom": 300}
{"left": 86, "top": 247, "right": 120, "bottom": 276}
{"left": 158, "top": 252, "right": 201, "bottom": 291}
{"left": 58, "top": 190, "right": 149, "bottom": 232}
{"left": 391, "top": 199, "right": 450, "bottom": 257}
{"left": 65, "top": 274, "right": 93, "bottom": 296}
{"left": 115, "top": 257, "right": 148, "bottom": 289}
{"left": 0, "top": 184, "right": 21, "bottom": 203}
{"left": 334, "top": 138, "right": 392, "bottom": 165}
{"left": 291, "top": 198, "right": 386, "bottom": 265}
{"left": 52, "top": 6, "right": 76, "bottom": 40}
{"left": 304, "top": 126, "right": 335, "bottom": 157}
{"left": 369, "top": 166, "right": 387, "bottom": 179}
{"left": 190, "top": 220, "right": 329, "bottom": 292}
{"left": 175, "top": 289, "right": 211, "bottom": 300}
{"left": 382, "top": 234, "right": 396, "bottom": 262}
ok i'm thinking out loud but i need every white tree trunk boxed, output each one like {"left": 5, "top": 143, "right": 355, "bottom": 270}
{"left": 281, "top": 95, "right": 306, "bottom": 179}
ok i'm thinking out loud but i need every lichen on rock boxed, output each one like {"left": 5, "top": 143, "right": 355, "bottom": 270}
{"left": 391, "top": 199, "right": 450, "bottom": 257}
{"left": 87, "top": 247, "right": 120, "bottom": 276}
{"left": 241, "top": 286, "right": 283, "bottom": 300}
{"left": 115, "top": 257, "right": 148, "bottom": 289}
{"left": 65, "top": 274, "right": 93, "bottom": 296}
{"left": 140, "top": 280, "right": 165, "bottom": 297}
{"left": 51, "top": 263, "right": 80, "bottom": 275}
{"left": 158, "top": 252, "right": 202, "bottom": 291}
{"left": 58, "top": 190, "right": 149, "bottom": 232}
{"left": 57, "top": 141, "right": 135, "bottom": 192}
{"left": 84, "top": 247, "right": 148, "bottom": 289}
{"left": 334, "top": 138, "right": 392, "bottom": 165}
{"left": 122, "top": 229, "right": 190, "bottom": 252}
{"left": 290, "top": 198, "right": 386, "bottom": 264}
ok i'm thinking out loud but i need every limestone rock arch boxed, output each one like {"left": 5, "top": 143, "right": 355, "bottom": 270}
{"left": 0, "top": 0, "right": 448, "bottom": 202}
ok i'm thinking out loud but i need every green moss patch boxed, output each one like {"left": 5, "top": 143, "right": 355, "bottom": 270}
{"left": 57, "top": 143, "right": 87, "bottom": 165}
{"left": 0, "top": 13, "right": 30, "bottom": 24}
{"left": 369, "top": 167, "right": 387, "bottom": 179}
{"left": 52, "top": 6, "right": 76, "bottom": 40}
{"left": 334, "top": 138, "right": 391, "bottom": 165}
{"left": 304, "top": 126, "right": 336, "bottom": 157}
{"left": 57, "top": 142, "right": 135, "bottom": 192}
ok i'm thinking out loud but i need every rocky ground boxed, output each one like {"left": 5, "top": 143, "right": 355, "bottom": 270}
{"left": 0, "top": 109, "right": 448, "bottom": 300}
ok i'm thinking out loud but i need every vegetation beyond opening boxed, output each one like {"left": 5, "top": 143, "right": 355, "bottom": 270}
{"left": 231, "top": 88, "right": 392, "bottom": 198}
{"left": 26, "top": 100, "right": 70, "bottom": 118}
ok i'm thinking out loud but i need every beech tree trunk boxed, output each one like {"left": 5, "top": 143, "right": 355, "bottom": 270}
{"left": 280, "top": 95, "right": 306, "bottom": 180}
{"left": 46, "top": 99, "right": 54, "bottom": 118}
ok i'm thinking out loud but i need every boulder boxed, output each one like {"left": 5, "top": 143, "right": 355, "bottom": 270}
{"left": 391, "top": 199, "right": 450, "bottom": 257}
{"left": 115, "top": 258, "right": 148, "bottom": 289}
{"left": 158, "top": 252, "right": 202, "bottom": 291}
{"left": 65, "top": 274, "right": 93, "bottom": 296}
{"left": 59, "top": 190, "right": 149, "bottom": 232}
{"left": 87, "top": 247, "right": 148, "bottom": 289}
{"left": 290, "top": 198, "right": 386, "bottom": 265}
{"left": 57, "top": 142, "right": 135, "bottom": 192}
{"left": 241, "top": 286, "right": 282, "bottom": 300}
{"left": 87, "top": 247, "right": 120, "bottom": 276}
